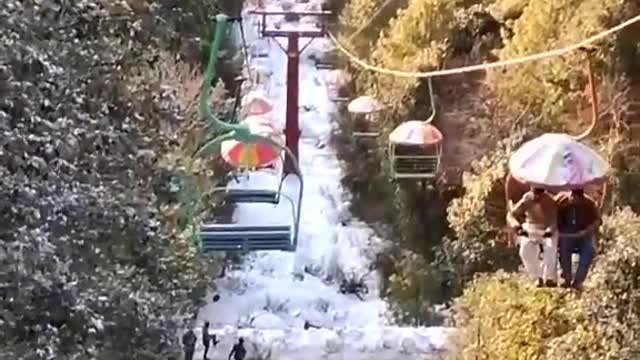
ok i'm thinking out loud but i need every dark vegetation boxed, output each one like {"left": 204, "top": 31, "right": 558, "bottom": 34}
{"left": 334, "top": 0, "right": 640, "bottom": 355}
{"left": 0, "top": 0, "right": 242, "bottom": 358}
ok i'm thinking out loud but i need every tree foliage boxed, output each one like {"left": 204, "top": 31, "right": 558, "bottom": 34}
{"left": 489, "top": 0, "right": 640, "bottom": 120}
{"left": 364, "top": 0, "right": 455, "bottom": 126}
{"left": 0, "top": 0, "right": 237, "bottom": 358}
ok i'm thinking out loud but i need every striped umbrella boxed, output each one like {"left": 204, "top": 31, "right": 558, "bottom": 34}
{"left": 389, "top": 121, "right": 443, "bottom": 146}
{"left": 509, "top": 133, "right": 609, "bottom": 190}
{"left": 220, "top": 116, "right": 285, "bottom": 168}
{"left": 348, "top": 96, "right": 384, "bottom": 114}
{"left": 242, "top": 89, "right": 274, "bottom": 116}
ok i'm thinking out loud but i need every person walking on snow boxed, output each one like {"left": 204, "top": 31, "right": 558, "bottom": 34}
{"left": 182, "top": 328, "right": 197, "bottom": 360}
{"left": 202, "top": 321, "right": 219, "bottom": 360}
{"left": 228, "top": 337, "right": 247, "bottom": 360}
{"left": 507, "top": 187, "right": 559, "bottom": 287}
{"left": 555, "top": 189, "right": 600, "bottom": 291}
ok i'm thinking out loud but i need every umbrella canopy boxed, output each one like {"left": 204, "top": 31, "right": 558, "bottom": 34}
{"left": 389, "top": 121, "right": 443, "bottom": 146}
{"left": 348, "top": 96, "right": 384, "bottom": 114}
{"left": 242, "top": 89, "right": 274, "bottom": 116}
{"left": 325, "top": 69, "right": 351, "bottom": 88}
{"left": 220, "top": 116, "right": 284, "bottom": 168}
{"left": 509, "top": 133, "right": 609, "bottom": 190}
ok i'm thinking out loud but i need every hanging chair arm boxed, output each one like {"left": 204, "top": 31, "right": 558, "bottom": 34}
{"left": 200, "top": 14, "right": 239, "bottom": 133}
{"left": 573, "top": 47, "right": 599, "bottom": 140}
{"left": 424, "top": 77, "right": 437, "bottom": 124}
{"left": 262, "top": 136, "right": 304, "bottom": 250}
{"left": 193, "top": 133, "right": 234, "bottom": 158}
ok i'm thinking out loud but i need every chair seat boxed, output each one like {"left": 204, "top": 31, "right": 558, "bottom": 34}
{"left": 200, "top": 224, "right": 293, "bottom": 252}
{"left": 224, "top": 189, "right": 279, "bottom": 204}
{"left": 392, "top": 155, "right": 440, "bottom": 179}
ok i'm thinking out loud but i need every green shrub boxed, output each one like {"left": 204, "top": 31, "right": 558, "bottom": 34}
{"left": 444, "top": 132, "right": 527, "bottom": 287}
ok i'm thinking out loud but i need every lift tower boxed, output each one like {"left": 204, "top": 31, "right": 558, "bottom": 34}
{"left": 249, "top": 10, "right": 332, "bottom": 175}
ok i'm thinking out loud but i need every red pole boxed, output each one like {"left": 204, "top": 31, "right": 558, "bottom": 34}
{"left": 284, "top": 33, "right": 300, "bottom": 175}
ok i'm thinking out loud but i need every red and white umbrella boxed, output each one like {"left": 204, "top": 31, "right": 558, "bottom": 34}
{"left": 220, "top": 116, "right": 284, "bottom": 168}
{"left": 509, "top": 133, "right": 609, "bottom": 190}
{"left": 389, "top": 121, "right": 443, "bottom": 146}
{"left": 242, "top": 89, "right": 274, "bottom": 116}
{"left": 325, "top": 69, "right": 351, "bottom": 88}
{"left": 348, "top": 96, "right": 384, "bottom": 114}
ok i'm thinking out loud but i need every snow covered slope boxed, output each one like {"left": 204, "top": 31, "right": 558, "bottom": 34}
{"left": 196, "top": 2, "right": 453, "bottom": 359}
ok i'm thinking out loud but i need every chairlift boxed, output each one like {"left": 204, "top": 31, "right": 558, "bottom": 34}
{"left": 352, "top": 114, "right": 382, "bottom": 138}
{"left": 504, "top": 48, "right": 608, "bottom": 250}
{"left": 348, "top": 96, "right": 384, "bottom": 139}
{"left": 505, "top": 46, "right": 604, "bottom": 210}
{"left": 200, "top": 150, "right": 304, "bottom": 253}
{"left": 388, "top": 78, "right": 442, "bottom": 179}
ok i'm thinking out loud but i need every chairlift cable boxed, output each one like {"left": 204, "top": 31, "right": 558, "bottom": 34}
{"left": 329, "top": 14, "right": 640, "bottom": 78}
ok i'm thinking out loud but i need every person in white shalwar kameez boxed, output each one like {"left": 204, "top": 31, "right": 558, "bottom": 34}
{"left": 507, "top": 187, "right": 559, "bottom": 287}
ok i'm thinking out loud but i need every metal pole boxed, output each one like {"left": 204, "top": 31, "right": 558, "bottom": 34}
{"left": 284, "top": 33, "right": 300, "bottom": 175}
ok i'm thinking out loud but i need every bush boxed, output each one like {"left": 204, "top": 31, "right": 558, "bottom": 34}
{"left": 444, "top": 131, "right": 527, "bottom": 288}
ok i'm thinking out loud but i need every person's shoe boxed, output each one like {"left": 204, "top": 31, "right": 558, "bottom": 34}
{"left": 571, "top": 283, "right": 584, "bottom": 292}
{"left": 545, "top": 280, "right": 557, "bottom": 287}
{"left": 560, "top": 280, "right": 571, "bottom": 288}
{"left": 536, "top": 278, "right": 544, "bottom": 287}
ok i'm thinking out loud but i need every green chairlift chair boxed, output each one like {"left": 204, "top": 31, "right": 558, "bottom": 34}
{"left": 199, "top": 154, "right": 304, "bottom": 253}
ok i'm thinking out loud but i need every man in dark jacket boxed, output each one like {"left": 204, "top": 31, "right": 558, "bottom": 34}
{"left": 182, "top": 328, "right": 197, "bottom": 360}
{"left": 228, "top": 337, "right": 247, "bottom": 360}
{"left": 555, "top": 189, "right": 600, "bottom": 291}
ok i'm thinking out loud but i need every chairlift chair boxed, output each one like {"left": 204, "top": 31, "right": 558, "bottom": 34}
{"left": 387, "top": 78, "right": 442, "bottom": 179}
{"left": 388, "top": 131, "right": 443, "bottom": 179}
{"left": 347, "top": 96, "right": 384, "bottom": 139}
{"left": 352, "top": 113, "right": 381, "bottom": 138}
{"left": 200, "top": 152, "right": 304, "bottom": 253}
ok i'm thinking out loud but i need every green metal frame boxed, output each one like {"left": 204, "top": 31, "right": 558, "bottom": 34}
{"left": 193, "top": 13, "right": 304, "bottom": 251}
{"left": 388, "top": 77, "right": 442, "bottom": 179}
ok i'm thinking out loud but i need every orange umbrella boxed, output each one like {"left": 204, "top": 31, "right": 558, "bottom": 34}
{"left": 220, "top": 116, "right": 284, "bottom": 168}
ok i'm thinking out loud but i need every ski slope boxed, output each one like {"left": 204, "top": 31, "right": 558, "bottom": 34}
{"left": 196, "top": 2, "right": 453, "bottom": 359}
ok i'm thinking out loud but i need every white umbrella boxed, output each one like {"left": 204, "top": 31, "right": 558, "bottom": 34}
{"left": 348, "top": 96, "right": 384, "bottom": 114}
{"left": 242, "top": 89, "right": 274, "bottom": 116}
{"left": 389, "top": 121, "right": 443, "bottom": 146}
{"left": 509, "top": 133, "right": 609, "bottom": 190}
{"left": 325, "top": 69, "right": 351, "bottom": 88}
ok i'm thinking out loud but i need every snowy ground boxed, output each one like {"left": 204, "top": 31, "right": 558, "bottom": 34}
{"left": 195, "top": 2, "right": 453, "bottom": 359}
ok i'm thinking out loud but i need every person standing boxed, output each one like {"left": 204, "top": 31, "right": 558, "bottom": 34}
{"left": 555, "top": 189, "right": 600, "bottom": 291}
{"left": 182, "top": 328, "right": 197, "bottom": 360}
{"left": 202, "top": 321, "right": 211, "bottom": 360}
{"left": 507, "top": 187, "right": 559, "bottom": 287}
{"left": 228, "top": 337, "right": 247, "bottom": 360}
